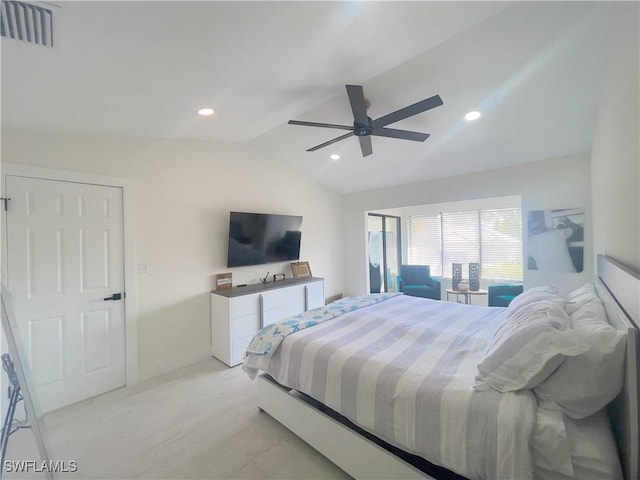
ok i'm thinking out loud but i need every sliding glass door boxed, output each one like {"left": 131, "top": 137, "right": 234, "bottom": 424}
{"left": 367, "top": 213, "right": 401, "bottom": 293}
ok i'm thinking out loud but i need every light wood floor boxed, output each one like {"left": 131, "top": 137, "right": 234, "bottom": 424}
{"left": 4, "top": 358, "right": 351, "bottom": 479}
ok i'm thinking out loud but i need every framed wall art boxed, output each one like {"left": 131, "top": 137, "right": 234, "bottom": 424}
{"left": 526, "top": 208, "right": 584, "bottom": 273}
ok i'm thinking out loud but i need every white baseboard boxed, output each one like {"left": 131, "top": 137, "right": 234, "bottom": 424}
{"left": 137, "top": 345, "right": 212, "bottom": 382}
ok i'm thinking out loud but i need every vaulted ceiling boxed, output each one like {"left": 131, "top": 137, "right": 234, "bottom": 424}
{"left": 2, "top": 1, "right": 625, "bottom": 193}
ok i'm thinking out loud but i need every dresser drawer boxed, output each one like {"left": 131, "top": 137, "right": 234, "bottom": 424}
{"left": 284, "top": 285, "right": 305, "bottom": 303}
{"left": 229, "top": 293, "right": 260, "bottom": 318}
{"left": 231, "top": 335, "right": 254, "bottom": 366}
{"left": 232, "top": 313, "right": 260, "bottom": 339}
{"left": 285, "top": 301, "right": 305, "bottom": 317}
{"left": 262, "top": 306, "right": 288, "bottom": 328}
{"left": 261, "top": 288, "right": 287, "bottom": 311}
{"left": 306, "top": 282, "right": 325, "bottom": 309}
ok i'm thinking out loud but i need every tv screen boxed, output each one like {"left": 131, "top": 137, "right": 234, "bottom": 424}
{"left": 227, "top": 211, "right": 303, "bottom": 268}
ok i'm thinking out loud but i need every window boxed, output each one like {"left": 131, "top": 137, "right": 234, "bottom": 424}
{"left": 407, "top": 215, "right": 442, "bottom": 276}
{"left": 407, "top": 207, "right": 522, "bottom": 281}
{"left": 442, "top": 211, "right": 479, "bottom": 280}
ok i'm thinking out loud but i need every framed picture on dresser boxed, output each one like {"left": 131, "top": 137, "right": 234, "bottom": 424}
{"left": 290, "top": 261, "right": 312, "bottom": 278}
{"left": 215, "top": 272, "right": 233, "bottom": 290}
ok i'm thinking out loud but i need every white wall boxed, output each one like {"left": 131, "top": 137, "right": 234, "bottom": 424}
{"left": 591, "top": 3, "right": 640, "bottom": 273}
{"left": 1, "top": 129, "right": 344, "bottom": 379}
{"left": 344, "top": 153, "right": 593, "bottom": 297}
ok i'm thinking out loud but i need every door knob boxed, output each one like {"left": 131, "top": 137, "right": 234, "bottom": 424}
{"left": 103, "top": 293, "right": 123, "bottom": 301}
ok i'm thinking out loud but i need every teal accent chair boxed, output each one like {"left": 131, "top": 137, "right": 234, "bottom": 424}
{"left": 397, "top": 265, "right": 441, "bottom": 300}
{"left": 488, "top": 284, "right": 523, "bottom": 307}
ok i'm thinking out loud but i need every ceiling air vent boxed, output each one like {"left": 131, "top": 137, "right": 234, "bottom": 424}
{"left": 1, "top": 0, "right": 53, "bottom": 47}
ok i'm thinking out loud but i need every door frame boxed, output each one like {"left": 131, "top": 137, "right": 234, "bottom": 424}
{"left": 367, "top": 213, "right": 402, "bottom": 293}
{"left": 1, "top": 163, "right": 139, "bottom": 386}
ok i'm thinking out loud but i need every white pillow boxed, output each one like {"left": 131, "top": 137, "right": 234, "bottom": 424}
{"left": 566, "top": 283, "right": 597, "bottom": 301}
{"left": 534, "top": 299, "right": 626, "bottom": 419}
{"left": 564, "top": 283, "right": 601, "bottom": 316}
{"left": 475, "top": 300, "right": 589, "bottom": 393}
{"left": 505, "top": 286, "right": 563, "bottom": 318}
{"left": 570, "top": 297, "right": 606, "bottom": 324}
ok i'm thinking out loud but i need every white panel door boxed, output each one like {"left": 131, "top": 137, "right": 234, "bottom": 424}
{"left": 6, "top": 175, "right": 126, "bottom": 412}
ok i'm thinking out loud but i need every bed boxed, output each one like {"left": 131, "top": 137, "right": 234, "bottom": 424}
{"left": 243, "top": 255, "right": 639, "bottom": 480}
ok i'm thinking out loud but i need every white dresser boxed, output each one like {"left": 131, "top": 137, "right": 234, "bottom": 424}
{"left": 210, "top": 277, "right": 324, "bottom": 367}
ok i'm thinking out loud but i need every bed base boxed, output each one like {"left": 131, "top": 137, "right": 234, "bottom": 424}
{"left": 257, "top": 254, "right": 639, "bottom": 480}
{"left": 257, "top": 374, "right": 434, "bottom": 479}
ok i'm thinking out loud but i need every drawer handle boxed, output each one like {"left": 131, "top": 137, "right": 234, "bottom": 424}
{"left": 259, "top": 294, "right": 264, "bottom": 329}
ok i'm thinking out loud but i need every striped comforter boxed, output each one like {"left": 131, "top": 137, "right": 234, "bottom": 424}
{"left": 243, "top": 294, "right": 538, "bottom": 479}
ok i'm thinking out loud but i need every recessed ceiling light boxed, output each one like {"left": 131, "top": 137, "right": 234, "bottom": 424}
{"left": 198, "top": 108, "right": 215, "bottom": 116}
{"left": 330, "top": 154, "right": 341, "bottom": 160}
{"left": 465, "top": 111, "right": 481, "bottom": 121}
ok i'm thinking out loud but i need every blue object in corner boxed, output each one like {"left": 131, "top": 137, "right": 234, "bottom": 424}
{"left": 397, "top": 265, "right": 442, "bottom": 300}
{"left": 488, "top": 284, "right": 524, "bottom": 307}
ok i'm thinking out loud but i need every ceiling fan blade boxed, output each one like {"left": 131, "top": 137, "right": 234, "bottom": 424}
{"left": 359, "top": 136, "right": 373, "bottom": 157}
{"left": 372, "top": 127, "right": 430, "bottom": 142}
{"left": 306, "top": 132, "right": 355, "bottom": 152}
{"left": 346, "top": 85, "right": 369, "bottom": 126}
{"left": 371, "top": 94, "right": 443, "bottom": 128}
{"left": 288, "top": 120, "right": 353, "bottom": 131}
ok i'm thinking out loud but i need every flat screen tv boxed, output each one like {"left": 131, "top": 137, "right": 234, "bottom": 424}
{"left": 227, "top": 211, "right": 303, "bottom": 268}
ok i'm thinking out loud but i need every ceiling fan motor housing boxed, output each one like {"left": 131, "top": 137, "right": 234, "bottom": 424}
{"left": 354, "top": 117, "right": 374, "bottom": 136}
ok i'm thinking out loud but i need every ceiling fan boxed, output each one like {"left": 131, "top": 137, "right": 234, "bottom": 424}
{"left": 288, "top": 84, "right": 443, "bottom": 158}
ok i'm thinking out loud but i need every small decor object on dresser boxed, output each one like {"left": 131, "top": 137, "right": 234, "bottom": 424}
{"left": 469, "top": 262, "right": 481, "bottom": 291}
{"left": 452, "top": 263, "right": 462, "bottom": 290}
{"left": 215, "top": 272, "right": 233, "bottom": 290}
{"left": 273, "top": 273, "right": 285, "bottom": 282}
{"left": 291, "top": 261, "right": 312, "bottom": 278}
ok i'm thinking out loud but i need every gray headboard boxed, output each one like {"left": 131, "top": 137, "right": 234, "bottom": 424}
{"left": 596, "top": 254, "right": 639, "bottom": 480}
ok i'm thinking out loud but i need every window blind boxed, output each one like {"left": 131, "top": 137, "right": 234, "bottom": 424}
{"left": 407, "top": 207, "right": 523, "bottom": 281}
{"left": 442, "top": 211, "right": 479, "bottom": 278}
{"left": 407, "top": 214, "right": 442, "bottom": 276}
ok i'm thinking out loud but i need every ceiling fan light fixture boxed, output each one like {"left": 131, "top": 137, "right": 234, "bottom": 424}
{"left": 198, "top": 107, "right": 215, "bottom": 116}
{"left": 465, "top": 111, "right": 481, "bottom": 121}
